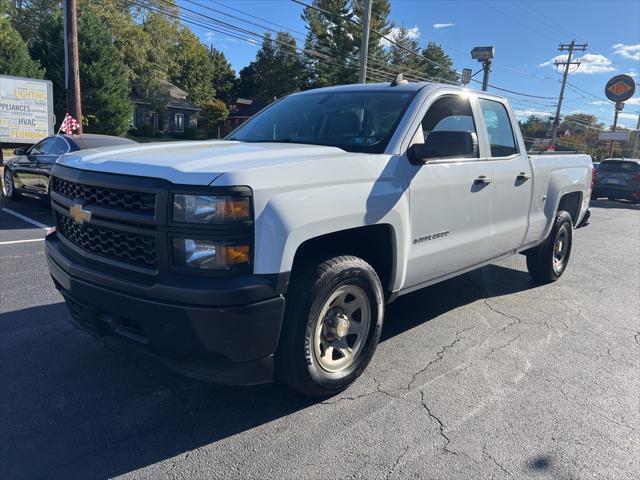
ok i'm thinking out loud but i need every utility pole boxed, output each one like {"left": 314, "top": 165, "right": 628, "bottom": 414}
{"left": 64, "top": 0, "right": 82, "bottom": 133}
{"left": 358, "top": 0, "right": 372, "bottom": 83}
{"left": 608, "top": 102, "right": 624, "bottom": 158}
{"left": 549, "top": 40, "right": 587, "bottom": 148}
{"left": 632, "top": 113, "right": 640, "bottom": 158}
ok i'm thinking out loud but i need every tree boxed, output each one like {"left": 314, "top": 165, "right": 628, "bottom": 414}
{"left": 209, "top": 47, "right": 236, "bottom": 103}
{"left": 199, "top": 98, "right": 229, "bottom": 138}
{"left": 237, "top": 32, "right": 307, "bottom": 100}
{"left": 171, "top": 27, "right": 215, "bottom": 105}
{"left": 302, "top": 0, "right": 392, "bottom": 86}
{"left": 30, "top": 5, "right": 132, "bottom": 135}
{"left": 6, "top": 0, "right": 60, "bottom": 48}
{"left": 420, "top": 41, "right": 458, "bottom": 83}
{"left": 0, "top": 14, "right": 44, "bottom": 78}
{"left": 388, "top": 25, "right": 423, "bottom": 79}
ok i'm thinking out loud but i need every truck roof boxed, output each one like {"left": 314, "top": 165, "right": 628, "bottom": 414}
{"left": 291, "top": 81, "right": 509, "bottom": 101}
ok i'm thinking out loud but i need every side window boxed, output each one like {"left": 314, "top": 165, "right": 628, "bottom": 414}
{"left": 46, "top": 137, "right": 70, "bottom": 156}
{"left": 29, "top": 138, "right": 51, "bottom": 155}
{"left": 479, "top": 99, "right": 518, "bottom": 157}
{"left": 410, "top": 95, "right": 478, "bottom": 159}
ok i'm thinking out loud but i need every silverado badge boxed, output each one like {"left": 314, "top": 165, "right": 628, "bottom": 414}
{"left": 69, "top": 204, "right": 92, "bottom": 225}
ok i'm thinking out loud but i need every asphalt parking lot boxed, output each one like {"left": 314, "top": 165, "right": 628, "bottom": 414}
{"left": 1, "top": 195, "right": 638, "bottom": 480}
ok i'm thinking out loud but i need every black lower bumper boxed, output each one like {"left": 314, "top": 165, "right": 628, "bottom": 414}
{"left": 46, "top": 234, "right": 286, "bottom": 385}
{"left": 593, "top": 187, "right": 640, "bottom": 202}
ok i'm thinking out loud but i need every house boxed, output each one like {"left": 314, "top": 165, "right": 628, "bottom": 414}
{"left": 131, "top": 83, "right": 200, "bottom": 136}
{"left": 221, "top": 98, "right": 269, "bottom": 136}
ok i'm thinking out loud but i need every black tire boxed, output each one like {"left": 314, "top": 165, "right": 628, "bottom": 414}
{"left": 2, "top": 169, "right": 20, "bottom": 200}
{"left": 526, "top": 210, "right": 573, "bottom": 283}
{"left": 275, "top": 255, "right": 384, "bottom": 397}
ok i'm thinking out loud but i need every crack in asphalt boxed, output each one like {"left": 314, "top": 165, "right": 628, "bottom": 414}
{"left": 385, "top": 445, "right": 411, "bottom": 479}
{"left": 634, "top": 332, "right": 640, "bottom": 346}
{"left": 482, "top": 444, "right": 513, "bottom": 478}
{"left": 406, "top": 326, "right": 473, "bottom": 390}
{"left": 419, "top": 390, "right": 459, "bottom": 457}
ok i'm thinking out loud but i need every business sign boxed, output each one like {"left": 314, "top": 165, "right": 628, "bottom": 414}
{"left": 604, "top": 75, "right": 636, "bottom": 103}
{"left": 598, "top": 130, "right": 630, "bottom": 142}
{"left": 0, "top": 75, "right": 54, "bottom": 145}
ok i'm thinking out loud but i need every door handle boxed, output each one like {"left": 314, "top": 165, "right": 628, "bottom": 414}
{"left": 474, "top": 175, "right": 492, "bottom": 184}
{"left": 517, "top": 172, "right": 531, "bottom": 181}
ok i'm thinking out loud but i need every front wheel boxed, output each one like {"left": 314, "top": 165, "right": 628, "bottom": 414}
{"left": 526, "top": 210, "right": 573, "bottom": 283}
{"left": 276, "top": 255, "right": 384, "bottom": 397}
{"left": 3, "top": 169, "right": 20, "bottom": 200}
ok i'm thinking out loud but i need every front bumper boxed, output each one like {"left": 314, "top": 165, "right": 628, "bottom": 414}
{"left": 46, "top": 232, "right": 286, "bottom": 385}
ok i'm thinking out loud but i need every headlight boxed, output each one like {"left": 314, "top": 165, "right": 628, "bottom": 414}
{"left": 172, "top": 238, "right": 250, "bottom": 269}
{"left": 173, "top": 195, "right": 250, "bottom": 223}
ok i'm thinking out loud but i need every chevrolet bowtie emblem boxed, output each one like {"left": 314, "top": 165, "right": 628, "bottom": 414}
{"left": 69, "top": 204, "right": 92, "bottom": 224}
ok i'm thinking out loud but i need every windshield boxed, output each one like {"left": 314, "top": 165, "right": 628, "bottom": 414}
{"left": 227, "top": 90, "right": 417, "bottom": 153}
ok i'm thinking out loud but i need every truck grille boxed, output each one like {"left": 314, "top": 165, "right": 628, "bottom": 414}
{"left": 52, "top": 177, "right": 156, "bottom": 216}
{"left": 56, "top": 212, "right": 157, "bottom": 269}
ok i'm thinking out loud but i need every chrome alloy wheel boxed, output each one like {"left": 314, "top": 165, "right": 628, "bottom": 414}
{"left": 313, "top": 284, "right": 372, "bottom": 373}
{"left": 3, "top": 170, "right": 13, "bottom": 197}
{"left": 552, "top": 227, "right": 569, "bottom": 273}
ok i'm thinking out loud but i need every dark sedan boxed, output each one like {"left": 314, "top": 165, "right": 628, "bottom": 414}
{"left": 3, "top": 134, "right": 136, "bottom": 200}
{"left": 592, "top": 158, "right": 640, "bottom": 203}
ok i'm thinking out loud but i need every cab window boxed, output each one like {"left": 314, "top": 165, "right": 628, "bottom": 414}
{"left": 408, "top": 95, "right": 478, "bottom": 159}
{"left": 479, "top": 99, "right": 518, "bottom": 157}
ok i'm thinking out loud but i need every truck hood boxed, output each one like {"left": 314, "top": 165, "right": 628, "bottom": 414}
{"left": 56, "top": 140, "right": 350, "bottom": 185}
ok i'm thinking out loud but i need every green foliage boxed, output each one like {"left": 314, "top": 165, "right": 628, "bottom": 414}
{"left": 388, "top": 25, "right": 422, "bottom": 79}
{"left": 209, "top": 47, "right": 237, "bottom": 103}
{"left": 6, "top": 0, "right": 60, "bottom": 48}
{"left": 199, "top": 98, "right": 229, "bottom": 137}
{"left": 171, "top": 27, "right": 215, "bottom": 105}
{"left": 302, "top": 0, "right": 391, "bottom": 86}
{"left": 0, "top": 14, "right": 44, "bottom": 78}
{"left": 238, "top": 32, "right": 307, "bottom": 101}
{"left": 30, "top": 5, "right": 132, "bottom": 135}
{"left": 421, "top": 41, "right": 458, "bottom": 83}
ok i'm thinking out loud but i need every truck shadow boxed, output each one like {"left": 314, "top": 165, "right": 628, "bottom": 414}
{"left": 2, "top": 264, "right": 538, "bottom": 479}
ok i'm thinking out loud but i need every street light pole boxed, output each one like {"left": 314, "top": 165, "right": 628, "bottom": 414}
{"left": 64, "top": 0, "right": 82, "bottom": 133}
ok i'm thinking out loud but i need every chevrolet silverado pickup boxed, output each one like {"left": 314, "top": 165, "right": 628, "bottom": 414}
{"left": 45, "top": 81, "right": 592, "bottom": 396}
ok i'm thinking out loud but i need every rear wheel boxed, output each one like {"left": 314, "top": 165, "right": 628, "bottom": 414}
{"left": 526, "top": 210, "right": 573, "bottom": 283}
{"left": 3, "top": 169, "right": 20, "bottom": 200}
{"left": 276, "top": 255, "right": 384, "bottom": 397}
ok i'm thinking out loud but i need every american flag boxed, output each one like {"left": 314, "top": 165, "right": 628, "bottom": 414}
{"left": 60, "top": 113, "right": 80, "bottom": 134}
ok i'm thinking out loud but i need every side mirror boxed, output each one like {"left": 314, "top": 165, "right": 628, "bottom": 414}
{"left": 14, "top": 147, "right": 27, "bottom": 155}
{"left": 409, "top": 131, "right": 478, "bottom": 164}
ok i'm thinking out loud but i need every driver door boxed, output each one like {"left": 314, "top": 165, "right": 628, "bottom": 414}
{"left": 404, "top": 94, "right": 493, "bottom": 288}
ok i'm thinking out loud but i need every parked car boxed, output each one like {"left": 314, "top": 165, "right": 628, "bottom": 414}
{"left": 592, "top": 158, "right": 640, "bottom": 203}
{"left": 45, "top": 81, "right": 592, "bottom": 396}
{"left": 2, "top": 134, "right": 136, "bottom": 200}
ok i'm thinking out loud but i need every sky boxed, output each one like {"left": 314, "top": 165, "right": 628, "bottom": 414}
{"left": 180, "top": 0, "right": 640, "bottom": 129}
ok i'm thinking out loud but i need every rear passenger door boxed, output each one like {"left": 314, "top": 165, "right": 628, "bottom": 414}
{"left": 477, "top": 98, "right": 533, "bottom": 257}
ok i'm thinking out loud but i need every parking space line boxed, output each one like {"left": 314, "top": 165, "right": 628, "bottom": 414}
{"left": 0, "top": 238, "right": 45, "bottom": 246}
{"left": 1, "top": 207, "right": 51, "bottom": 230}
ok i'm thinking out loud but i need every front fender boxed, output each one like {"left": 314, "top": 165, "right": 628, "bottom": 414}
{"left": 253, "top": 182, "right": 410, "bottom": 292}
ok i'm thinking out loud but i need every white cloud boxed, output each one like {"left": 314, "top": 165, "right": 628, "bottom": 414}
{"left": 625, "top": 97, "right": 640, "bottom": 106}
{"left": 381, "top": 26, "right": 420, "bottom": 47}
{"left": 618, "top": 112, "right": 639, "bottom": 121}
{"left": 612, "top": 43, "right": 640, "bottom": 61}
{"left": 626, "top": 70, "right": 638, "bottom": 78}
{"left": 514, "top": 108, "right": 552, "bottom": 119}
{"left": 539, "top": 53, "right": 615, "bottom": 74}
{"left": 590, "top": 100, "right": 610, "bottom": 105}
{"left": 433, "top": 23, "right": 454, "bottom": 29}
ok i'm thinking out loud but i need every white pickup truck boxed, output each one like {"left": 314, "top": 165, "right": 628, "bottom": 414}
{"left": 45, "top": 82, "right": 592, "bottom": 396}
